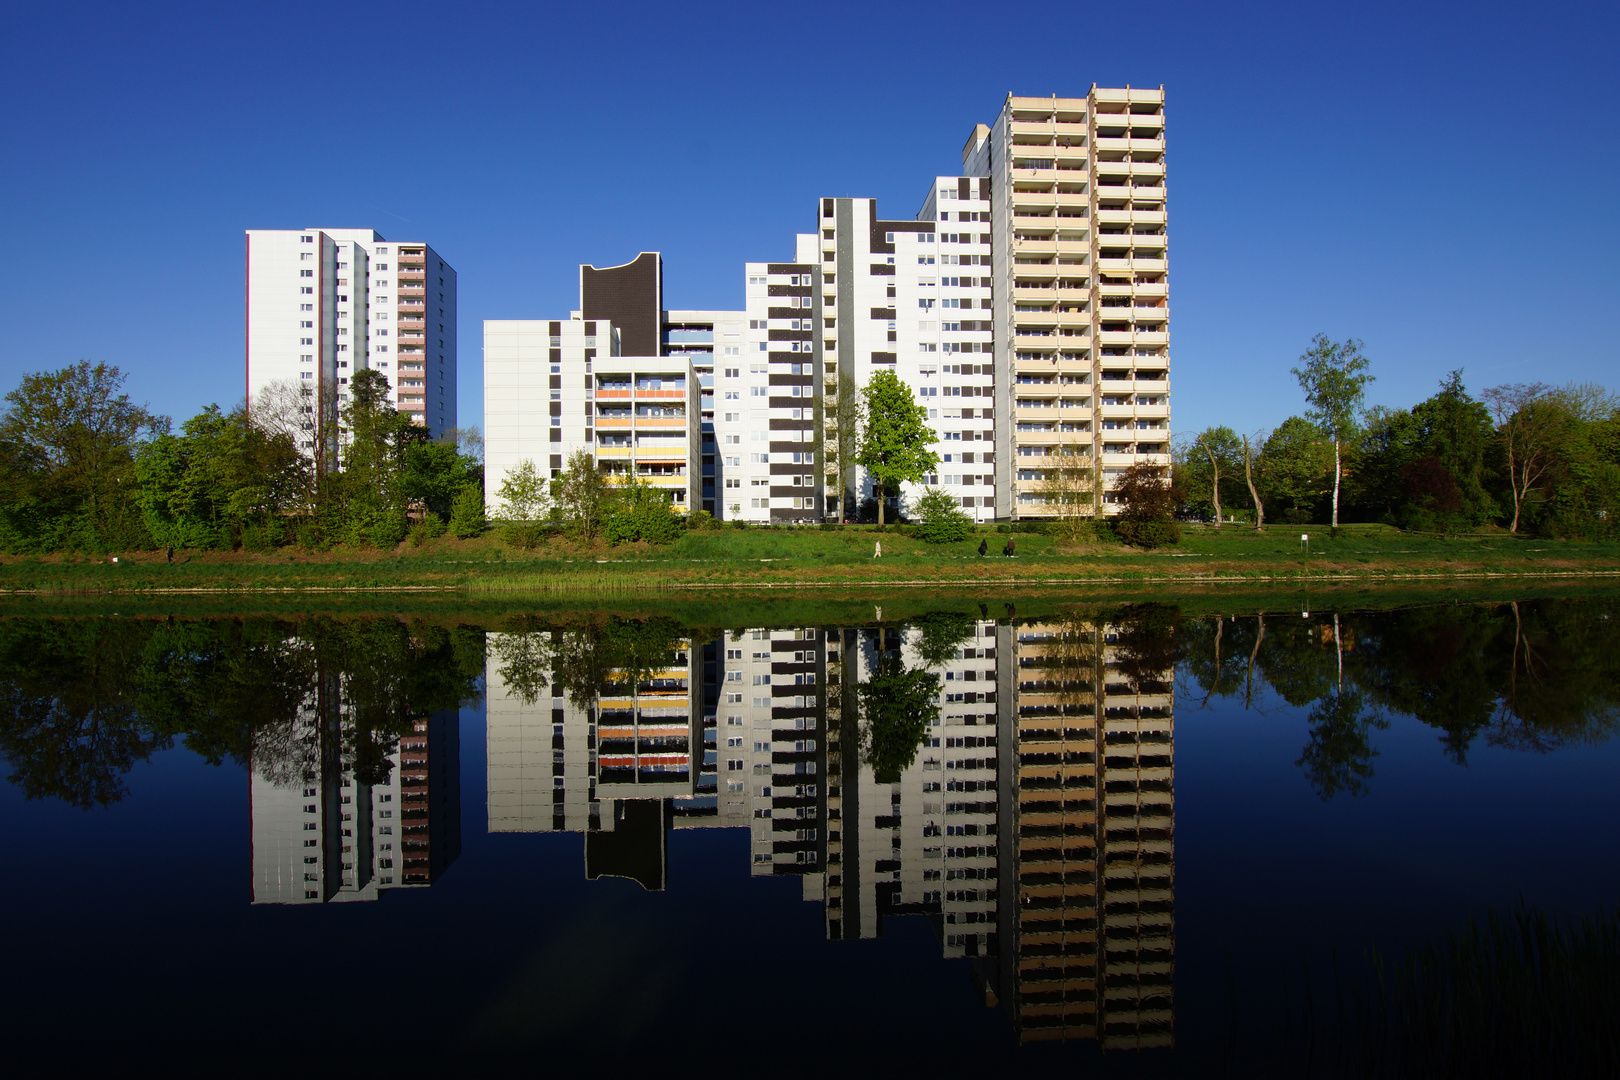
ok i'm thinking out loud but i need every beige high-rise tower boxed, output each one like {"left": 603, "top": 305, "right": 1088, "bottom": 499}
{"left": 969, "top": 88, "right": 1171, "bottom": 518}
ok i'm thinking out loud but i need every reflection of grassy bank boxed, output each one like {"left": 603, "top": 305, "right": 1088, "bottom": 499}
{"left": 2, "top": 579, "right": 1618, "bottom": 630}
{"left": 2, "top": 523, "right": 1619, "bottom": 596}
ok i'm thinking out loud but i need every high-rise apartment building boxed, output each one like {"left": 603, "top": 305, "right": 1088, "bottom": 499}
{"left": 484, "top": 88, "right": 1165, "bottom": 521}
{"left": 246, "top": 229, "right": 458, "bottom": 456}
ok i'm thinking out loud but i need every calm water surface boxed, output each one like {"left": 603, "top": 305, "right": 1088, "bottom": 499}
{"left": 0, "top": 597, "right": 1615, "bottom": 1077}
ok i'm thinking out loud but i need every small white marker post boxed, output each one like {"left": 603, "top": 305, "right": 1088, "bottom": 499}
{"left": 1300, "top": 533, "right": 1309, "bottom": 556}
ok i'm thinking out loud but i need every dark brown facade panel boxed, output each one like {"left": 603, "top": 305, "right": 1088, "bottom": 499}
{"left": 871, "top": 352, "right": 897, "bottom": 365}
{"left": 767, "top": 263, "right": 810, "bottom": 275}
{"left": 548, "top": 321, "right": 561, "bottom": 336}
{"left": 767, "top": 418, "right": 814, "bottom": 430}
{"left": 822, "top": 198, "right": 834, "bottom": 218}
{"left": 870, "top": 307, "right": 896, "bottom": 320}
{"left": 979, "top": 177, "right": 990, "bottom": 200}
{"left": 870, "top": 264, "right": 895, "bottom": 276}
{"left": 767, "top": 373, "right": 813, "bottom": 385}
{"left": 581, "top": 252, "right": 661, "bottom": 358}
{"left": 958, "top": 177, "right": 971, "bottom": 199}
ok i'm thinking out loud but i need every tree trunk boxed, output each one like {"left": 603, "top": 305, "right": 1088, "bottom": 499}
{"left": 1331, "top": 439, "right": 1341, "bottom": 528}
{"left": 876, "top": 484, "right": 885, "bottom": 528}
{"left": 1244, "top": 435, "right": 1265, "bottom": 531}
{"left": 1507, "top": 445, "right": 1522, "bottom": 533}
{"left": 1200, "top": 438, "right": 1221, "bottom": 527}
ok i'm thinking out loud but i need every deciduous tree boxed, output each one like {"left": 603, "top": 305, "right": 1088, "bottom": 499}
{"left": 855, "top": 369, "right": 938, "bottom": 527}
{"left": 1293, "top": 335, "right": 1374, "bottom": 528}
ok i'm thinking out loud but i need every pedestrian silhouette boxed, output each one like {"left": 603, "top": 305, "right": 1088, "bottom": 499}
{"left": 873, "top": 540, "right": 882, "bottom": 558}
{"left": 1003, "top": 538, "right": 1016, "bottom": 557}
{"left": 166, "top": 546, "right": 174, "bottom": 564}
{"left": 978, "top": 538, "right": 988, "bottom": 556}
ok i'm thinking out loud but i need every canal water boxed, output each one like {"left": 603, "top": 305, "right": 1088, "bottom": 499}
{"left": 0, "top": 595, "right": 1615, "bottom": 1076}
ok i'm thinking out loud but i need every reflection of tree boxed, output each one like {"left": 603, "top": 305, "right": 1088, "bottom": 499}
{"left": 0, "top": 619, "right": 169, "bottom": 808}
{"left": 909, "top": 610, "right": 977, "bottom": 668}
{"left": 1108, "top": 603, "right": 1184, "bottom": 693}
{"left": 1181, "top": 615, "right": 1257, "bottom": 707}
{"left": 490, "top": 618, "right": 554, "bottom": 706}
{"left": 859, "top": 655, "right": 941, "bottom": 784}
{"left": 0, "top": 615, "right": 486, "bottom": 806}
{"left": 549, "top": 617, "right": 685, "bottom": 710}
{"left": 1296, "top": 688, "right": 1388, "bottom": 800}
{"left": 1043, "top": 612, "right": 1102, "bottom": 710}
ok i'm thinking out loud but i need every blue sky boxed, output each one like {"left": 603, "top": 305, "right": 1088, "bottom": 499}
{"left": 2, "top": 0, "right": 1615, "bottom": 439}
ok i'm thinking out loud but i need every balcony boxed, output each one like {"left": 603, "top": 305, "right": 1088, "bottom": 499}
{"left": 1130, "top": 186, "right": 1166, "bottom": 201}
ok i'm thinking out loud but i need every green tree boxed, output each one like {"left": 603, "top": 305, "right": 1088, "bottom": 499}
{"left": 1260, "top": 416, "right": 1333, "bottom": 524}
{"left": 494, "top": 459, "right": 550, "bottom": 548}
{"left": 448, "top": 483, "right": 487, "bottom": 538}
{"left": 0, "top": 360, "right": 162, "bottom": 551}
{"left": 1293, "top": 334, "right": 1375, "bottom": 528}
{"left": 552, "top": 449, "right": 608, "bottom": 540}
{"left": 1179, "top": 425, "right": 1243, "bottom": 525}
{"left": 855, "top": 369, "right": 938, "bottom": 527}
{"left": 912, "top": 487, "right": 972, "bottom": 544}
{"left": 330, "top": 369, "right": 426, "bottom": 547}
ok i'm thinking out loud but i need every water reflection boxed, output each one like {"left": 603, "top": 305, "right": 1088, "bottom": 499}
{"left": 484, "top": 609, "right": 1177, "bottom": 1048}
{"left": 2, "top": 598, "right": 1618, "bottom": 1061}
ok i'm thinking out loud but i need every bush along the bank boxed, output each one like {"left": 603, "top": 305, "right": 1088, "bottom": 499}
{"left": 1112, "top": 462, "right": 1182, "bottom": 549}
{"left": 913, "top": 487, "right": 973, "bottom": 544}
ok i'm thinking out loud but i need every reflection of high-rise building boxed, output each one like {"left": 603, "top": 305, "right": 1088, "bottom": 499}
{"left": 250, "top": 666, "right": 460, "bottom": 905}
{"left": 485, "top": 631, "right": 709, "bottom": 890}
{"left": 1001, "top": 619, "right": 1174, "bottom": 1046}
{"left": 481, "top": 615, "right": 1173, "bottom": 1050}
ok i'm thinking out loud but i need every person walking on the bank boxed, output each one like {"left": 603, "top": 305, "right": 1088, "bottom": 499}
{"left": 978, "top": 538, "right": 988, "bottom": 556}
{"left": 1003, "top": 538, "right": 1016, "bottom": 557}
{"left": 874, "top": 540, "right": 882, "bottom": 558}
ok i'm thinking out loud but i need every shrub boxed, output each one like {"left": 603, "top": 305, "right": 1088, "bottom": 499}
{"left": 912, "top": 487, "right": 973, "bottom": 544}
{"left": 366, "top": 515, "right": 407, "bottom": 549}
{"left": 1113, "top": 518, "right": 1181, "bottom": 549}
{"left": 295, "top": 521, "right": 328, "bottom": 551}
{"left": 239, "top": 523, "right": 276, "bottom": 552}
{"left": 729, "top": 518, "right": 749, "bottom": 530}
{"left": 448, "top": 484, "right": 486, "bottom": 539}
{"left": 409, "top": 514, "right": 447, "bottom": 546}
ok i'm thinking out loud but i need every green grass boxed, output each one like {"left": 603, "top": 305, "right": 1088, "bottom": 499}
{"left": 3, "top": 522, "right": 1618, "bottom": 596}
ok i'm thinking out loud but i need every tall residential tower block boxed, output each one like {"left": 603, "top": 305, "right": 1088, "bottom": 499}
{"left": 246, "top": 228, "right": 458, "bottom": 456}
{"left": 485, "top": 88, "right": 1167, "bottom": 522}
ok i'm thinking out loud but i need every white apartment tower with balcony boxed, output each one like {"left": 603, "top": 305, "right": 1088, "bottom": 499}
{"left": 483, "top": 88, "right": 1166, "bottom": 523}
{"left": 246, "top": 228, "right": 458, "bottom": 455}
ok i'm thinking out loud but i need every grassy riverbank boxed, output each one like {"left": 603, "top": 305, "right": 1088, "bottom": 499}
{"left": 3, "top": 522, "right": 1619, "bottom": 596}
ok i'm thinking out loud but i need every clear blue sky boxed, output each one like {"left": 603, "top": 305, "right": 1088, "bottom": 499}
{"left": 2, "top": 0, "right": 1615, "bottom": 439}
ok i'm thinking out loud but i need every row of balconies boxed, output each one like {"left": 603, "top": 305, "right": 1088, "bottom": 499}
{"left": 1094, "top": 208, "right": 1166, "bottom": 226}
{"left": 1009, "top": 119, "right": 1090, "bottom": 137}
{"left": 1093, "top": 137, "right": 1163, "bottom": 154}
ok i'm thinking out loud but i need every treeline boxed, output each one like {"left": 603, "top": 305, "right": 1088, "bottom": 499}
{"left": 0, "top": 361, "right": 485, "bottom": 553}
{"left": 1177, "top": 337, "right": 1620, "bottom": 536}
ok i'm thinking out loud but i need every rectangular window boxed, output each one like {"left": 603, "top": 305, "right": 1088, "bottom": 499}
{"left": 300, "top": 269, "right": 313, "bottom": 278}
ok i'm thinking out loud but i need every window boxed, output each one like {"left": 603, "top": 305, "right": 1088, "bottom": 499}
{"left": 300, "top": 235, "right": 313, "bottom": 243}
{"left": 300, "top": 321, "right": 313, "bottom": 329}
{"left": 300, "top": 286, "right": 313, "bottom": 294}
{"left": 724, "top": 367, "right": 739, "bottom": 378}
{"left": 299, "top": 337, "right": 313, "bottom": 346}
{"left": 300, "top": 252, "right": 313, "bottom": 261}
{"left": 376, "top": 246, "right": 388, "bottom": 254}
{"left": 300, "top": 269, "right": 313, "bottom": 278}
